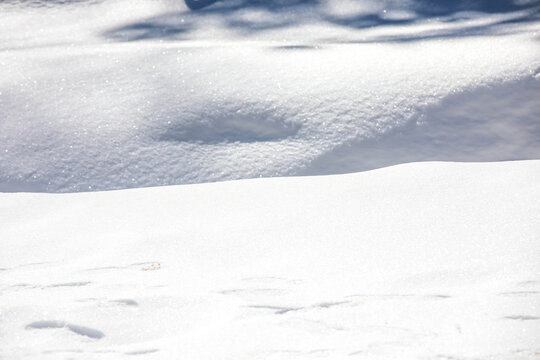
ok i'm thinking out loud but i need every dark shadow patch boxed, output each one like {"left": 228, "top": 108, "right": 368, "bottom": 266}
{"left": 272, "top": 44, "right": 321, "bottom": 51}
{"left": 159, "top": 114, "right": 301, "bottom": 143}
{"left": 126, "top": 349, "right": 159, "bottom": 355}
{"left": 312, "top": 301, "right": 348, "bottom": 309}
{"left": 26, "top": 320, "right": 104, "bottom": 339}
{"left": 248, "top": 305, "right": 302, "bottom": 314}
{"left": 104, "top": 21, "right": 191, "bottom": 42}
{"left": 424, "top": 294, "right": 452, "bottom": 299}
{"left": 112, "top": 299, "right": 139, "bottom": 307}
{"left": 185, "top": 0, "right": 218, "bottom": 10}
{"left": 101, "top": 0, "right": 540, "bottom": 43}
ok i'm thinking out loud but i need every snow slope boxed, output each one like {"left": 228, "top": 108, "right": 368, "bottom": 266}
{"left": 1, "top": 160, "right": 540, "bottom": 359}
{"left": 0, "top": 0, "right": 539, "bottom": 192}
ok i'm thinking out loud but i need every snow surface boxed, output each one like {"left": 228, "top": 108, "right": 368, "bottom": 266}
{"left": 1, "top": 161, "right": 540, "bottom": 359}
{"left": 1, "top": 1, "right": 540, "bottom": 359}
{"left": 0, "top": 0, "right": 539, "bottom": 191}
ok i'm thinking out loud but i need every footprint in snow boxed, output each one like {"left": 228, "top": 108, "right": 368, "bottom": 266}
{"left": 26, "top": 320, "right": 104, "bottom": 339}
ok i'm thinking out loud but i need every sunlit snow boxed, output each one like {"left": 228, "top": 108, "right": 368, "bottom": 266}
{"left": 1, "top": 0, "right": 540, "bottom": 359}
{"left": 2, "top": 161, "right": 540, "bottom": 359}
{"left": 0, "top": 0, "right": 539, "bottom": 191}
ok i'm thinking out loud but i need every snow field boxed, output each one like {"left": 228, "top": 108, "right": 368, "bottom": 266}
{"left": 1, "top": 161, "right": 539, "bottom": 359}
{"left": 1, "top": 1, "right": 540, "bottom": 358}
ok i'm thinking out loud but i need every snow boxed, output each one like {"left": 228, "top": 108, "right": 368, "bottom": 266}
{"left": 1, "top": 161, "right": 540, "bottom": 359}
{"left": 0, "top": 0, "right": 539, "bottom": 191}
{"left": 1, "top": 0, "right": 540, "bottom": 358}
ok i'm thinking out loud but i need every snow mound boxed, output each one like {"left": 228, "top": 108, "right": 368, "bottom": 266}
{"left": 0, "top": 0, "right": 539, "bottom": 192}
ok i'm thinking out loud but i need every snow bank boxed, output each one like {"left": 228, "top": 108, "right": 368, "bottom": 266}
{"left": 0, "top": 0, "right": 539, "bottom": 192}
{"left": 1, "top": 160, "right": 539, "bottom": 358}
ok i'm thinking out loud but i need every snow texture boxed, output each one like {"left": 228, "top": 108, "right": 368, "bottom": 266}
{"left": 1, "top": 161, "right": 540, "bottom": 359}
{"left": 0, "top": 0, "right": 539, "bottom": 192}
{"left": 1, "top": 1, "right": 540, "bottom": 358}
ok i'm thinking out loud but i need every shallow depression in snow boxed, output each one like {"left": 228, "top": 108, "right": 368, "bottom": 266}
{"left": 158, "top": 104, "right": 301, "bottom": 143}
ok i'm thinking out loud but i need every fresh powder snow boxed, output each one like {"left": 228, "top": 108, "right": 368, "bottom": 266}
{"left": 0, "top": 0, "right": 539, "bottom": 191}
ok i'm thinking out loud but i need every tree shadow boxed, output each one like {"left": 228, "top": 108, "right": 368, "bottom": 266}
{"left": 411, "top": 0, "right": 539, "bottom": 16}
{"left": 104, "top": 20, "right": 192, "bottom": 42}
{"left": 102, "top": 0, "right": 539, "bottom": 42}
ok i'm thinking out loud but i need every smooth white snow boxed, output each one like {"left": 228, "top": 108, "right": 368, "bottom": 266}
{"left": 1, "top": 160, "right": 540, "bottom": 359}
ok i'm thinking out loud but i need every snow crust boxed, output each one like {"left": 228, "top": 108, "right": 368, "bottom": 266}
{"left": 0, "top": 0, "right": 539, "bottom": 192}
{"left": 1, "top": 160, "right": 539, "bottom": 359}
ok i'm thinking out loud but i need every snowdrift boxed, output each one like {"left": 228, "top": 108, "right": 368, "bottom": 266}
{"left": 1, "top": 0, "right": 539, "bottom": 192}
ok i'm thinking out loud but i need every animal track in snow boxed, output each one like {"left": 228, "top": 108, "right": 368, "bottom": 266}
{"left": 112, "top": 299, "right": 139, "bottom": 306}
{"left": 248, "top": 301, "right": 349, "bottom": 315}
{"left": 26, "top": 320, "right": 104, "bottom": 339}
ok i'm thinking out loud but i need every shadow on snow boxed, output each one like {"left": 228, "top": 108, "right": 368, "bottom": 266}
{"left": 103, "top": 0, "right": 540, "bottom": 42}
